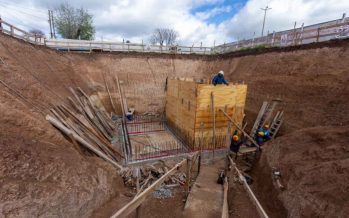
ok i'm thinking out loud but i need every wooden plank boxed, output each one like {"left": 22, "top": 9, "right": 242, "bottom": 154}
{"left": 221, "top": 177, "right": 229, "bottom": 218}
{"left": 250, "top": 102, "right": 268, "bottom": 137}
{"left": 103, "top": 72, "right": 117, "bottom": 113}
{"left": 186, "top": 157, "right": 192, "bottom": 196}
{"left": 46, "top": 115, "right": 123, "bottom": 169}
{"left": 227, "top": 156, "right": 269, "bottom": 218}
{"left": 220, "top": 109, "right": 260, "bottom": 148}
{"left": 110, "top": 159, "right": 186, "bottom": 218}
{"left": 211, "top": 92, "right": 216, "bottom": 158}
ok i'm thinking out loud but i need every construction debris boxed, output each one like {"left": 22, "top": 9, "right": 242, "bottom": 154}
{"left": 46, "top": 87, "right": 124, "bottom": 167}
{"left": 120, "top": 162, "right": 187, "bottom": 191}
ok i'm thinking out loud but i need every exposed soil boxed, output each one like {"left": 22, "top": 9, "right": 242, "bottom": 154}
{"left": 254, "top": 126, "right": 349, "bottom": 218}
{"left": 0, "top": 32, "right": 348, "bottom": 217}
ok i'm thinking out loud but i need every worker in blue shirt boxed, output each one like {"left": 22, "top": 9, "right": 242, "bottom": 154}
{"left": 256, "top": 124, "right": 271, "bottom": 145}
{"left": 212, "top": 70, "right": 228, "bottom": 86}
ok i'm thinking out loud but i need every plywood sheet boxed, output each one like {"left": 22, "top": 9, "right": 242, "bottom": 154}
{"left": 166, "top": 80, "right": 247, "bottom": 150}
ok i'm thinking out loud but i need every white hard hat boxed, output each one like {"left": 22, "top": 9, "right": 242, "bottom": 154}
{"left": 218, "top": 70, "right": 224, "bottom": 75}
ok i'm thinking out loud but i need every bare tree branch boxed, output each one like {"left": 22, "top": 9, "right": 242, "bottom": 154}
{"left": 150, "top": 28, "right": 178, "bottom": 46}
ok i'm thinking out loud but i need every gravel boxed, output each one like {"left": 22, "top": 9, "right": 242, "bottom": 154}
{"left": 152, "top": 187, "right": 173, "bottom": 199}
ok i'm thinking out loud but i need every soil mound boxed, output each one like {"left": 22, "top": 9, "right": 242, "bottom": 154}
{"left": 258, "top": 126, "right": 349, "bottom": 218}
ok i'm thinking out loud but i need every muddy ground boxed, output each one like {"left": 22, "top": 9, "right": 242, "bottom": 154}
{"left": 0, "top": 32, "right": 348, "bottom": 217}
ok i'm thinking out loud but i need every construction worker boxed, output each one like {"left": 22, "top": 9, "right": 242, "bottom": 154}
{"left": 256, "top": 124, "right": 271, "bottom": 145}
{"left": 212, "top": 70, "right": 228, "bottom": 86}
{"left": 230, "top": 133, "right": 243, "bottom": 160}
{"left": 126, "top": 110, "right": 133, "bottom": 121}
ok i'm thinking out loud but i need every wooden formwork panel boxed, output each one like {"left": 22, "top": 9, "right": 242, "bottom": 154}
{"left": 166, "top": 79, "right": 247, "bottom": 151}
{"left": 166, "top": 80, "right": 197, "bottom": 143}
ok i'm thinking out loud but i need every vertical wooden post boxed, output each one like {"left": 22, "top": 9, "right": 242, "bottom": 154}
{"left": 135, "top": 167, "right": 141, "bottom": 218}
{"left": 186, "top": 157, "right": 192, "bottom": 197}
{"left": 266, "top": 30, "right": 269, "bottom": 44}
{"left": 198, "top": 122, "right": 204, "bottom": 174}
{"left": 292, "top": 21, "right": 297, "bottom": 45}
{"left": 10, "top": 25, "right": 14, "bottom": 36}
{"left": 0, "top": 16, "right": 2, "bottom": 32}
{"left": 299, "top": 23, "right": 304, "bottom": 45}
{"left": 222, "top": 177, "right": 229, "bottom": 218}
{"left": 211, "top": 92, "right": 216, "bottom": 159}
{"left": 226, "top": 121, "right": 232, "bottom": 148}
{"left": 271, "top": 31, "right": 275, "bottom": 46}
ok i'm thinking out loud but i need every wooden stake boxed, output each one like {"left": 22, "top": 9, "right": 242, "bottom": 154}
{"left": 186, "top": 157, "right": 192, "bottom": 197}
{"left": 222, "top": 177, "right": 229, "bottom": 218}
{"left": 110, "top": 159, "right": 186, "bottom": 218}
{"left": 211, "top": 92, "right": 216, "bottom": 159}
{"left": 46, "top": 115, "right": 123, "bottom": 169}
{"left": 220, "top": 109, "right": 260, "bottom": 148}
{"left": 103, "top": 71, "right": 117, "bottom": 113}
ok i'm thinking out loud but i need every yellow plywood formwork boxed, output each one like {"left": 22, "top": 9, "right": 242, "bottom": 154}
{"left": 165, "top": 79, "right": 247, "bottom": 150}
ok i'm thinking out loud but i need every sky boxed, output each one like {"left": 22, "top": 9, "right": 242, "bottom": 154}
{"left": 0, "top": 0, "right": 348, "bottom": 46}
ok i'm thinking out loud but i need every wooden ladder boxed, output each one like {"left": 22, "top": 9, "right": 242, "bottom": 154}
{"left": 260, "top": 100, "right": 279, "bottom": 127}
{"left": 269, "top": 111, "right": 284, "bottom": 139}
{"left": 249, "top": 101, "right": 269, "bottom": 137}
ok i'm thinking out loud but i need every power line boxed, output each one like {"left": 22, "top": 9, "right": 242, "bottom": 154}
{"left": 0, "top": 3, "right": 47, "bottom": 20}
{"left": 0, "top": 0, "right": 47, "bottom": 14}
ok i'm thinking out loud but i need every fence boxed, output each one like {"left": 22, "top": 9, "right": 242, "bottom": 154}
{"left": 1, "top": 15, "right": 349, "bottom": 55}
{"left": 213, "top": 15, "right": 349, "bottom": 53}
{"left": 45, "top": 38, "right": 213, "bottom": 55}
{"left": 0, "top": 18, "right": 45, "bottom": 45}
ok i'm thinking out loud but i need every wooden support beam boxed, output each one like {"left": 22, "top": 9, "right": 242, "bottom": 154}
{"left": 103, "top": 72, "right": 117, "bottom": 113}
{"left": 250, "top": 102, "right": 268, "bottom": 137}
{"left": 220, "top": 109, "right": 260, "bottom": 148}
{"left": 110, "top": 159, "right": 186, "bottom": 218}
{"left": 221, "top": 177, "right": 229, "bottom": 218}
{"left": 211, "top": 92, "right": 216, "bottom": 159}
{"left": 227, "top": 155, "right": 269, "bottom": 218}
{"left": 46, "top": 115, "right": 123, "bottom": 170}
{"left": 186, "top": 156, "right": 192, "bottom": 197}
{"left": 135, "top": 167, "right": 141, "bottom": 218}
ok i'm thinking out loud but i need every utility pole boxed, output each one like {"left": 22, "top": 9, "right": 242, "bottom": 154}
{"left": 48, "top": 10, "right": 53, "bottom": 38}
{"left": 51, "top": 10, "right": 56, "bottom": 38}
{"left": 261, "top": 6, "right": 272, "bottom": 36}
{"left": 0, "top": 15, "right": 2, "bottom": 31}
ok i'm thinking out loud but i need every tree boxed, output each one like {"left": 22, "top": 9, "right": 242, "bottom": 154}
{"left": 150, "top": 28, "right": 178, "bottom": 46}
{"left": 29, "top": 29, "right": 45, "bottom": 37}
{"left": 54, "top": 3, "right": 95, "bottom": 40}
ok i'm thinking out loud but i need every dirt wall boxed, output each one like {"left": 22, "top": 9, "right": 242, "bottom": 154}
{"left": 1, "top": 32, "right": 348, "bottom": 217}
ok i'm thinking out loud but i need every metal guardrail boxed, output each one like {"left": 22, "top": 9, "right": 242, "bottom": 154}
{"left": 0, "top": 18, "right": 45, "bottom": 45}
{"left": 1, "top": 15, "right": 349, "bottom": 55}
{"left": 45, "top": 38, "right": 213, "bottom": 55}
{"left": 213, "top": 16, "right": 349, "bottom": 53}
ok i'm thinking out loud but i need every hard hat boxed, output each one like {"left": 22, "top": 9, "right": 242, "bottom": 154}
{"left": 218, "top": 70, "right": 224, "bottom": 75}
{"left": 264, "top": 124, "right": 269, "bottom": 129}
{"left": 232, "top": 135, "right": 239, "bottom": 141}
{"left": 258, "top": 131, "right": 265, "bottom": 136}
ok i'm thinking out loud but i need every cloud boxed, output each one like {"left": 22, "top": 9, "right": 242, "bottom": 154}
{"left": 195, "top": 6, "right": 232, "bottom": 20}
{"left": 0, "top": 0, "right": 348, "bottom": 46}
{"left": 225, "top": 0, "right": 349, "bottom": 40}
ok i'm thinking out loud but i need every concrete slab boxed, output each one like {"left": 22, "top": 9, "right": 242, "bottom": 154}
{"left": 184, "top": 159, "right": 225, "bottom": 218}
